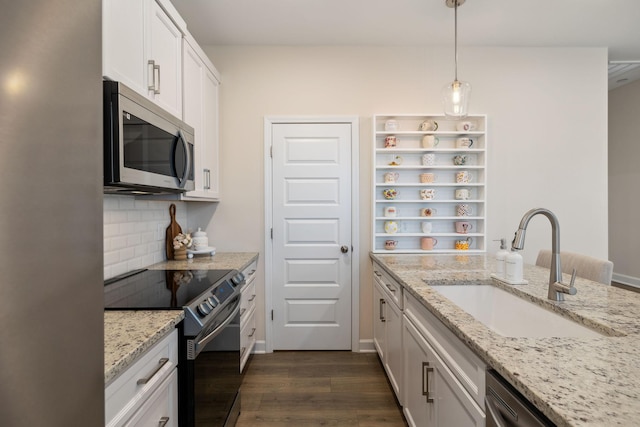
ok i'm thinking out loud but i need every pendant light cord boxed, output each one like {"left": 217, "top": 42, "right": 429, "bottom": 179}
{"left": 454, "top": 0, "right": 458, "bottom": 81}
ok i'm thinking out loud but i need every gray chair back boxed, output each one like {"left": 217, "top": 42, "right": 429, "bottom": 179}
{"left": 535, "top": 249, "right": 613, "bottom": 285}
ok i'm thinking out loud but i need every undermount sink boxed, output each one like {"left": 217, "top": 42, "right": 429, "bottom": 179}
{"left": 431, "top": 285, "right": 605, "bottom": 338}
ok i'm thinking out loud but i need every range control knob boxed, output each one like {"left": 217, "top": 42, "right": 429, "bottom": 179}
{"left": 197, "top": 301, "right": 213, "bottom": 317}
{"left": 207, "top": 296, "right": 218, "bottom": 308}
{"left": 230, "top": 272, "right": 245, "bottom": 287}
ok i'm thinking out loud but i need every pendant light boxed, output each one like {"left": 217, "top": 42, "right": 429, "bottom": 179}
{"left": 442, "top": 0, "right": 471, "bottom": 118}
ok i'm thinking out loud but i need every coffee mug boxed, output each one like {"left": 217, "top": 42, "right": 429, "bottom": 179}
{"left": 456, "top": 204, "right": 472, "bottom": 216}
{"left": 384, "top": 119, "right": 398, "bottom": 131}
{"left": 384, "top": 172, "right": 399, "bottom": 183}
{"left": 455, "top": 221, "right": 473, "bottom": 234}
{"left": 453, "top": 155, "right": 467, "bottom": 165}
{"left": 419, "top": 173, "right": 437, "bottom": 183}
{"left": 420, "top": 207, "right": 438, "bottom": 217}
{"left": 420, "top": 120, "right": 438, "bottom": 131}
{"left": 384, "top": 221, "right": 398, "bottom": 234}
{"left": 384, "top": 240, "right": 398, "bottom": 250}
{"left": 422, "top": 135, "right": 439, "bottom": 148}
{"left": 383, "top": 188, "right": 398, "bottom": 199}
{"left": 389, "top": 155, "right": 403, "bottom": 166}
{"left": 455, "top": 237, "right": 473, "bottom": 250}
{"left": 456, "top": 137, "right": 474, "bottom": 149}
{"left": 422, "top": 153, "right": 436, "bottom": 166}
{"left": 456, "top": 171, "right": 472, "bottom": 183}
{"left": 421, "top": 237, "right": 438, "bottom": 250}
{"left": 384, "top": 206, "right": 397, "bottom": 217}
{"left": 384, "top": 135, "right": 397, "bottom": 148}
{"left": 421, "top": 222, "right": 433, "bottom": 234}
{"left": 420, "top": 189, "right": 436, "bottom": 200}
{"left": 456, "top": 121, "right": 476, "bottom": 132}
{"left": 455, "top": 188, "right": 471, "bottom": 200}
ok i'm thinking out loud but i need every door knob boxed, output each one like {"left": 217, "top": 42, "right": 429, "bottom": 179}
{"left": 341, "top": 245, "right": 349, "bottom": 253}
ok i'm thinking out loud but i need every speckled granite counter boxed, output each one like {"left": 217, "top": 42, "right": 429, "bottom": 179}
{"left": 148, "top": 251, "right": 258, "bottom": 272}
{"left": 104, "top": 310, "right": 184, "bottom": 385}
{"left": 370, "top": 253, "right": 640, "bottom": 427}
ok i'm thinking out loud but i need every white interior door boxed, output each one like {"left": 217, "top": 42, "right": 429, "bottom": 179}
{"left": 271, "top": 122, "right": 353, "bottom": 350}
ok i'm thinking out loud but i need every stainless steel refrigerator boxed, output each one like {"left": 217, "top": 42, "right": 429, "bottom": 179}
{"left": 0, "top": 1, "right": 104, "bottom": 425}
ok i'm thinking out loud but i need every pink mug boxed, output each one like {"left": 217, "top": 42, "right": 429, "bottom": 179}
{"left": 421, "top": 237, "right": 438, "bottom": 250}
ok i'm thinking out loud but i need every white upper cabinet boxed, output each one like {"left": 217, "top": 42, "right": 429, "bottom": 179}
{"left": 182, "top": 35, "right": 221, "bottom": 200}
{"left": 103, "top": 0, "right": 183, "bottom": 119}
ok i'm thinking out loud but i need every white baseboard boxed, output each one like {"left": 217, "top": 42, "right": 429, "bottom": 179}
{"left": 358, "top": 339, "right": 376, "bottom": 353}
{"left": 612, "top": 273, "right": 640, "bottom": 289}
{"left": 252, "top": 340, "right": 267, "bottom": 354}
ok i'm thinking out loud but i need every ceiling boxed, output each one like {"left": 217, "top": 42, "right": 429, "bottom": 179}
{"left": 169, "top": 0, "right": 640, "bottom": 89}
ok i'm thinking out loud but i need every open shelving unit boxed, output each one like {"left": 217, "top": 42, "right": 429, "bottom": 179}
{"left": 372, "top": 114, "right": 488, "bottom": 253}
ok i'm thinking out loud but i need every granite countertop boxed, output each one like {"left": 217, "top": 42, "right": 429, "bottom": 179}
{"left": 370, "top": 253, "right": 640, "bottom": 427}
{"left": 105, "top": 251, "right": 259, "bottom": 385}
{"left": 104, "top": 310, "right": 184, "bottom": 385}
{"left": 148, "top": 251, "right": 259, "bottom": 272}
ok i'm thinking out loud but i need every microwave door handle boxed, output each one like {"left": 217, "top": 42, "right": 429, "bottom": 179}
{"left": 175, "top": 130, "right": 191, "bottom": 188}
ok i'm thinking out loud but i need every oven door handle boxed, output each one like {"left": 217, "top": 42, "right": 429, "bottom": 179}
{"left": 193, "top": 302, "right": 240, "bottom": 357}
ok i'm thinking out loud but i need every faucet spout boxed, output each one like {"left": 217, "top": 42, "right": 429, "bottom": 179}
{"left": 511, "top": 208, "right": 575, "bottom": 301}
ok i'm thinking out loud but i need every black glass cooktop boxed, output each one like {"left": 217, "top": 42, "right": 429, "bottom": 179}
{"left": 104, "top": 269, "right": 232, "bottom": 309}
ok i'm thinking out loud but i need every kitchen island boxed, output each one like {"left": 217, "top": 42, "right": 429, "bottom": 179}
{"left": 371, "top": 253, "right": 640, "bottom": 427}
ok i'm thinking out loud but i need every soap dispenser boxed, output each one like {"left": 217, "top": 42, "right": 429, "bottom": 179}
{"left": 505, "top": 249, "right": 524, "bottom": 283}
{"left": 494, "top": 238, "right": 509, "bottom": 278}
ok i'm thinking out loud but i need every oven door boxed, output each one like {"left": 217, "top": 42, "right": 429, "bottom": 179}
{"left": 182, "top": 297, "right": 242, "bottom": 427}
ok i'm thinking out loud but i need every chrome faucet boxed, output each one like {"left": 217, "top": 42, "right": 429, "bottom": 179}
{"left": 511, "top": 208, "right": 577, "bottom": 301}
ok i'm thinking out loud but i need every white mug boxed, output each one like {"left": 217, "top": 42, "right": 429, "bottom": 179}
{"left": 384, "top": 119, "right": 398, "bottom": 131}
{"left": 456, "top": 171, "right": 472, "bottom": 183}
{"left": 420, "top": 207, "right": 437, "bottom": 217}
{"left": 421, "top": 222, "right": 433, "bottom": 233}
{"left": 420, "top": 189, "right": 436, "bottom": 200}
{"left": 455, "top": 188, "right": 471, "bottom": 200}
{"left": 455, "top": 221, "right": 473, "bottom": 234}
{"left": 456, "top": 137, "right": 475, "bottom": 149}
{"left": 384, "top": 172, "right": 399, "bottom": 183}
{"left": 420, "top": 120, "right": 438, "bottom": 131}
{"left": 422, "top": 135, "right": 439, "bottom": 148}
{"left": 456, "top": 204, "right": 472, "bottom": 216}
{"left": 422, "top": 153, "right": 436, "bottom": 166}
{"left": 419, "top": 173, "right": 437, "bottom": 183}
{"left": 384, "top": 206, "right": 397, "bottom": 217}
{"left": 384, "top": 221, "right": 398, "bottom": 234}
{"left": 456, "top": 121, "right": 476, "bottom": 132}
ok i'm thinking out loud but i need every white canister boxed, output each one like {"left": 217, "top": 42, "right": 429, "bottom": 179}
{"left": 192, "top": 227, "right": 209, "bottom": 250}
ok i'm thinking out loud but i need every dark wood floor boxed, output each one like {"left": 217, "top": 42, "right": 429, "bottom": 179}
{"left": 237, "top": 351, "right": 408, "bottom": 427}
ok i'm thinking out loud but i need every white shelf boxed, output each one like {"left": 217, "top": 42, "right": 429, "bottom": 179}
{"left": 372, "top": 114, "right": 487, "bottom": 253}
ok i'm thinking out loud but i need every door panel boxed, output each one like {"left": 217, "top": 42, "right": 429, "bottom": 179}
{"left": 272, "top": 123, "right": 352, "bottom": 350}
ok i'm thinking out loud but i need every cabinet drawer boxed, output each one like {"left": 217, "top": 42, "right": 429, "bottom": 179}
{"left": 373, "top": 265, "right": 403, "bottom": 309}
{"left": 240, "top": 308, "right": 256, "bottom": 372}
{"left": 124, "top": 368, "right": 178, "bottom": 427}
{"left": 404, "top": 292, "right": 486, "bottom": 407}
{"left": 106, "top": 329, "right": 178, "bottom": 426}
{"left": 240, "top": 279, "right": 256, "bottom": 324}
{"left": 242, "top": 260, "right": 258, "bottom": 286}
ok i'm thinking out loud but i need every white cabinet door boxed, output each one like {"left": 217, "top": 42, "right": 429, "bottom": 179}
{"left": 385, "top": 292, "right": 403, "bottom": 403}
{"left": 146, "top": 0, "right": 182, "bottom": 119}
{"left": 403, "top": 317, "right": 485, "bottom": 427}
{"left": 182, "top": 38, "right": 220, "bottom": 200}
{"left": 373, "top": 279, "right": 386, "bottom": 360}
{"left": 102, "top": 0, "right": 146, "bottom": 94}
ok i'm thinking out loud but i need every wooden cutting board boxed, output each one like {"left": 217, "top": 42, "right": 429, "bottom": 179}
{"left": 165, "top": 203, "right": 182, "bottom": 260}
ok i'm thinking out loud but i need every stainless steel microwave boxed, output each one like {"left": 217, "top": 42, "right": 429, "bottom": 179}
{"left": 103, "top": 81, "right": 194, "bottom": 194}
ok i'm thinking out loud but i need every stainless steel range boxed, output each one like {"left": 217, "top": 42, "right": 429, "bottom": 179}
{"left": 104, "top": 268, "right": 245, "bottom": 427}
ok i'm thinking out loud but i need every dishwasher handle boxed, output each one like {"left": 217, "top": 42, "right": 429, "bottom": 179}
{"left": 485, "top": 394, "right": 508, "bottom": 427}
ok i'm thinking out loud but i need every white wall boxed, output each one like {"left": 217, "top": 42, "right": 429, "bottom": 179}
{"left": 200, "top": 45, "right": 608, "bottom": 344}
{"left": 609, "top": 78, "right": 640, "bottom": 286}
{"left": 103, "top": 195, "right": 189, "bottom": 279}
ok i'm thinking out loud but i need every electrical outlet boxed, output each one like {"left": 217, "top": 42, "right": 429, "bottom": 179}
{"left": 157, "top": 223, "right": 164, "bottom": 241}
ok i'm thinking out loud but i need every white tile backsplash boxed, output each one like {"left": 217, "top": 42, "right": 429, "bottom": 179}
{"left": 103, "top": 195, "right": 189, "bottom": 279}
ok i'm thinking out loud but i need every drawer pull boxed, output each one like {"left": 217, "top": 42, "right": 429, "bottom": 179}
{"left": 240, "top": 347, "right": 246, "bottom": 358}
{"left": 240, "top": 308, "right": 246, "bottom": 316}
{"left": 248, "top": 294, "right": 256, "bottom": 302}
{"left": 379, "top": 299, "right": 386, "bottom": 322}
{"left": 385, "top": 283, "right": 396, "bottom": 293}
{"left": 374, "top": 270, "right": 382, "bottom": 277}
{"left": 137, "top": 357, "right": 169, "bottom": 385}
{"left": 422, "top": 361, "right": 434, "bottom": 403}
{"left": 249, "top": 327, "right": 256, "bottom": 338}
{"left": 158, "top": 417, "right": 170, "bottom": 427}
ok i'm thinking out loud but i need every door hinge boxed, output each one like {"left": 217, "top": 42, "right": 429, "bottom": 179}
{"left": 270, "top": 146, "right": 273, "bottom": 158}
{"left": 270, "top": 228, "right": 273, "bottom": 239}
{"left": 271, "top": 310, "right": 274, "bottom": 321}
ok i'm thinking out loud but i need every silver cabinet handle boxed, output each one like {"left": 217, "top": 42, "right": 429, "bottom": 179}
{"left": 248, "top": 294, "right": 256, "bottom": 302}
{"left": 422, "top": 361, "right": 434, "bottom": 403}
{"left": 240, "top": 347, "right": 246, "bottom": 358}
{"left": 154, "top": 63, "right": 161, "bottom": 94}
{"left": 379, "top": 299, "right": 386, "bottom": 322}
{"left": 204, "top": 168, "right": 211, "bottom": 190}
{"left": 148, "top": 60, "right": 156, "bottom": 91}
{"left": 137, "top": 357, "right": 169, "bottom": 385}
{"left": 249, "top": 328, "right": 256, "bottom": 338}
{"left": 240, "top": 308, "right": 246, "bottom": 317}
{"left": 158, "top": 417, "right": 170, "bottom": 427}
{"left": 385, "top": 283, "right": 396, "bottom": 293}
{"left": 374, "top": 270, "right": 382, "bottom": 277}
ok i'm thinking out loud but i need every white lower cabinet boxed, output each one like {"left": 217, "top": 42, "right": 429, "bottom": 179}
{"left": 105, "top": 329, "right": 179, "bottom": 427}
{"left": 403, "top": 317, "right": 484, "bottom": 427}
{"left": 373, "top": 268, "right": 404, "bottom": 403}
{"left": 240, "top": 259, "right": 258, "bottom": 372}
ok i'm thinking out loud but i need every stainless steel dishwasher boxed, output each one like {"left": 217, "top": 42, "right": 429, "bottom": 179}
{"left": 485, "top": 370, "right": 556, "bottom": 427}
